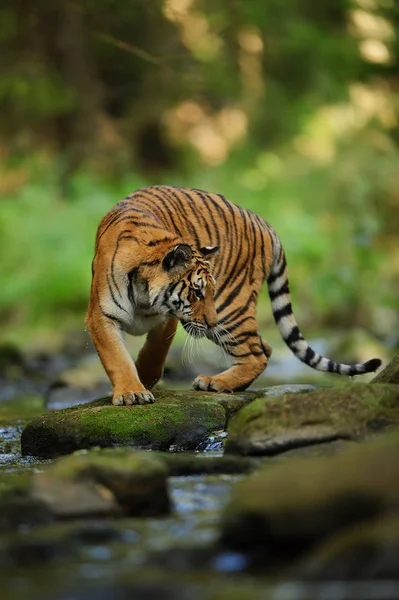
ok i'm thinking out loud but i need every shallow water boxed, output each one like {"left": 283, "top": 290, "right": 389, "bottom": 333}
{"left": 1, "top": 472, "right": 250, "bottom": 599}
{"left": 1, "top": 385, "right": 399, "bottom": 599}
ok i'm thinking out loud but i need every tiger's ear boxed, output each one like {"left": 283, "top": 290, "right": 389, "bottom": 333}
{"left": 163, "top": 244, "right": 193, "bottom": 271}
{"left": 199, "top": 246, "right": 219, "bottom": 259}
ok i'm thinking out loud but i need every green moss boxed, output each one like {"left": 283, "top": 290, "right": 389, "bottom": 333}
{"left": 225, "top": 383, "right": 399, "bottom": 455}
{"left": 21, "top": 392, "right": 226, "bottom": 457}
{"left": 0, "top": 471, "right": 53, "bottom": 531}
{"left": 371, "top": 354, "right": 399, "bottom": 384}
{"left": 49, "top": 448, "right": 167, "bottom": 479}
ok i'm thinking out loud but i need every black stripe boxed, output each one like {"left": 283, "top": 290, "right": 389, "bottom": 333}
{"left": 230, "top": 349, "right": 265, "bottom": 358}
{"left": 273, "top": 302, "right": 293, "bottom": 323}
{"left": 233, "top": 330, "right": 259, "bottom": 343}
{"left": 217, "top": 194, "right": 239, "bottom": 276}
{"left": 267, "top": 256, "right": 286, "bottom": 284}
{"left": 164, "top": 280, "right": 182, "bottom": 301}
{"left": 127, "top": 267, "right": 139, "bottom": 304}
{"left": 118, "top": 234, "right": 142, "bottom": 243}
{"left": 106, "top": 274, "right": 130, "bottom": 316}
{"left": 304, "top": 346, "right": 315, "bottom": 363}
{"left": 215, "top": 245, "right": 244, "bottom": 300}
{"left": 148, "top": 236, "right": 178, "bottom": 247}
{"left": 115, "top": 218, "right": 162, "bottom": 229}
{"left": 327, "top": 360, "right": 336, "bottom": 373}
{"left": 247, "top": 214, "right": 258, "bottom": 284}
{"left": 97, "top": 205, "right": 140, "bottom": 242}
{"left": 217, "top": 269, "right": 248, "bottom": 314}
{"left": 254, "top": 215, "right": 267, "bottom": 278}
{"left": 313, "top": 355, "right": 323, "bottom": 367}
{"left": 100, "top": 310, "right": 122, "bottom": 324}
{"left": 269, "top": 280, "right": 289, "bottom": 300}
{"left": 142, "top": 190, "right": 185, "bottom": 236}
{"left": 110, "top": 230, "right": 133, "bottom": 299}
{"left": 223, "top": 315, "right": 255, "bottom": 333}
{"left": 218, "top": 305, "right": 248, "bottom": 325}
{"left": 165, "top": 188, "right": 201, "bottom": 247}
{"left": 141, "top": 259, "right": 161, "bottom": 267}
{"left": 209, "top": 195, "right": 239, "bottom": 284}
{"left": 198, "top": 192, "right": 223, "bottom": 244}
{"left": 285, "top": 325, "right": 303, "bottom": 345}
{"left": 189, "top": 190, "right": 215, "bottom": 244}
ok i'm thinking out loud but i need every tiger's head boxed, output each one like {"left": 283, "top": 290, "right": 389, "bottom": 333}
{"left": 140, "top": 243, "right": 219, "bottom": 336}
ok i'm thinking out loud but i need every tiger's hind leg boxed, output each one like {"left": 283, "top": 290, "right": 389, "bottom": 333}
{"left": 136, "top": 318, "right": 178, "bottom": 389}
{"left": 193, "top": 314, "right": 271, "bottom": 393}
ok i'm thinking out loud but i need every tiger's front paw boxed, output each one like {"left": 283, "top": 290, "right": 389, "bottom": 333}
{"left": 193, "top": 375, "right": 233, "bottom": 393}
{"left": 112, "top": 390, "right": 155, "bottom": 406}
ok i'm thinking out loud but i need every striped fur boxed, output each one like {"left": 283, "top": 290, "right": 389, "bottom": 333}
{"left": 86, "top": 185, "right": 381, "bottom": 404}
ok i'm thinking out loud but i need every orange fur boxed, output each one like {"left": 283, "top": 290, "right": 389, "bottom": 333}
{"left": 86, "top": 185, "right": 381, "bottom": 405}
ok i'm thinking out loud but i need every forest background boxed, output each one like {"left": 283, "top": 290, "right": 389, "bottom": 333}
{"left": 0, "top": 0, "right": 398, "bottom": 366}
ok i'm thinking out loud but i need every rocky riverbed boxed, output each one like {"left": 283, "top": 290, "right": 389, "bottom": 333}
{"left": 1, "top": 337, "right": 399, "bottom": 599}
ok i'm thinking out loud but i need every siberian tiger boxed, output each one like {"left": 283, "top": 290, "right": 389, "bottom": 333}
{"left": 86, "top": 185, "right": 381, "bottom": 406}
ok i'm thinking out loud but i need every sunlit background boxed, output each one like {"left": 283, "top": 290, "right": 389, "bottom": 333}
{"left": 0, "top": 0, "right": 398, "bottom": 375}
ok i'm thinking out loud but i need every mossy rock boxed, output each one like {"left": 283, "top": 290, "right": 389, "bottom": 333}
{"left": 225, "top": 383, "right": 399, "bottom": 456}
{"left": 291, "top": 516, "right": 399, "bottom": 580}
{"left": 219, "top": 384, "right": 316, "bottom": 423}
{"left": 32, "top": 449, "right": 170, "bottom": 517}
{"left": 0, "top": 472, "right": 53, "bottom": 531}
{"left": 371, "top": 354, "right": 399, "bottom": 384}
{"left": 21, "top": 390, "right": 227, "bottom": 458}
{"left": 220, "top": 434, "right": 399, "bottom": 559}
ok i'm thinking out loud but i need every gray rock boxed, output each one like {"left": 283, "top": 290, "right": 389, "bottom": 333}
{"left": 31, "top": 449, "right": 170, "bottom": 518}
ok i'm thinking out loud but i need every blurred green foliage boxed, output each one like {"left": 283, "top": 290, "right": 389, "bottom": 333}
{"left": 0, "top": 0, "right": 398, "bottom": 344}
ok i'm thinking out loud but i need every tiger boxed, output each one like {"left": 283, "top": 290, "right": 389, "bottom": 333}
{"left": 86, "top": 185, "right": 382, "bottom": 406}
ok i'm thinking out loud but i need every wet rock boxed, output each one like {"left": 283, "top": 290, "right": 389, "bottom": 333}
{"left": 219, "top": 384, "right": 316, "bottom": 423}
{"left": 291, "top": 516, "right": 399, "bottom": 580}
{"left": 0, "top": 472, "right": 53, "bottom": 530}
{"left": 32, "top": 449, "right": 170, "bottom": 517}
{"left": 22, "top": 385, "right": 321, "bottom": 458}
{"left": 220, "top": 435, "right": 399, "bottom": 561}
{"left": 21, "top": 390, "right": 227, "bottom": 457}
{"left": 225, "top": 383, "right": 399, "bottom": 456}
{"left": 371, "top": 353, "right": 399, "bottom": 384}
{"left": 157, "top": 453, "right": 260, "bottom": 476}
{"left": 32, "top": 471, "right": 119, "bottom": 518}
{"left": 0, "top": 495, "right": 53, "bottom": 531}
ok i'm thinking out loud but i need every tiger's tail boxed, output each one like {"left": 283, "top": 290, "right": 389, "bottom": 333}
{"left": 266, "top": 237, "right": 382, "bottom": 376}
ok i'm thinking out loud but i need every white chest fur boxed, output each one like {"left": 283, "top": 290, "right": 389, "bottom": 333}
{"left": 123, "top": 311, "right": 166, "bottom": 336}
